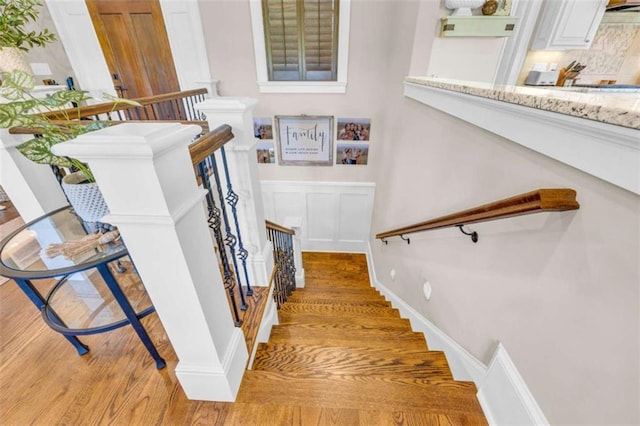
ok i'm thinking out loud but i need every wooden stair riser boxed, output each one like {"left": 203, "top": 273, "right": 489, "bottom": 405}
{"left": 269, "top": 325, "right": 429, "bottom": 350}
{"left": 285, "top": 298, "right": 391, "bottom": 308}
{"left": 252, "top": 344, "right": 454, "bottom": 381}
{"left": 275, "top": 314, "right": 414, "bottom": 330}
{"left": 278, "top": 304, "right": 401, "bottom": 319}
{"left": 288, "top": 288, "right": 384, "bottom": 298}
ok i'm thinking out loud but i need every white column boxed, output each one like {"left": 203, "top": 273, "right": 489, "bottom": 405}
{"left": 0, "top": 130, "right": 67, "bottom": 222}
{"left": 284, "top": 216, "right": 305, "bottom": 288}
{"left": 196, "top": 98, "right": 274, "bottom": 289}
{"left": 52, "top": 122, "right": 248, "bottom": 402}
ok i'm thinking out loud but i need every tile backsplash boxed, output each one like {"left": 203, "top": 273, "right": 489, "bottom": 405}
{"left": 519, "top": 12, "right": 640, "bottom": 85}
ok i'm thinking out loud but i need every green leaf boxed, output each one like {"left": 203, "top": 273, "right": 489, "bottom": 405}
{"left": 0, "top": 100, "right": 38, "bottom": 128}
{"left": 102, "top": 92, "right": 142, "bottom": 107}
{"left": 39, "top": 90, "right": 91, "bottom": 109}
{"left": 16, "top": 135, "right": 74, "bottom": 168}
{"left": 0, "top": 70, "right": 35, "bottom": 100}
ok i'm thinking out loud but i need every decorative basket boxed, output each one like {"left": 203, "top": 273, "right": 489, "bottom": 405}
{"left": 0, "top": 47, "right": 33, "bottom": 74}
{"left": 61, "top": 172, "right": 110, "bottom": 222}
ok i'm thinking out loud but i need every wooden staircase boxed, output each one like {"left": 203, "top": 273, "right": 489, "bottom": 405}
{"left": 230, "top": 252, "right": 488, "bottom": 424}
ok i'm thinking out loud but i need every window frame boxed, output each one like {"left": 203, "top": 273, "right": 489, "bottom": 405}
{"left": 249, "top": 0, "right": 351, "bottom": 94}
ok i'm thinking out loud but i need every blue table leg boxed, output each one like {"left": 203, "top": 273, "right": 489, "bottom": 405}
{"left": 96, "top": 263, "right": 166, "bottom": 370}
{"left": 13, "top": 278, "right": 89, "bottom": 356}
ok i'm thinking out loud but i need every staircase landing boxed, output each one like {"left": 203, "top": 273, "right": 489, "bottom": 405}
{"left": 232, "top": 252, "right": 488, "bottom": 424}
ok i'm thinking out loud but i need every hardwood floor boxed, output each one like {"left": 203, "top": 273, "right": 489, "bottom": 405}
{"left": 0, "top": 251, "right": 487, "bottom": 425}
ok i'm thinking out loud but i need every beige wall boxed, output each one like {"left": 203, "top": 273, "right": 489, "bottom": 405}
{"left": 23, "top": 2, "right": 76, "bottom": 87}
{"left": 200, "top": 0, "right": 421, "bottom": 183}
{"left": 199, "top": 0, "right": 640, "bottom": 423}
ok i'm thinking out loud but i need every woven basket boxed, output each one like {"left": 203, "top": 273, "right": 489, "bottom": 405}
{"left": 61, "top": 172, "right": 110, "bottom": 222}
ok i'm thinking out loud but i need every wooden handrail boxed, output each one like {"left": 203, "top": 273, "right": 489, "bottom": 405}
{"left": 265, "top": 220, "right": 295, "bottom": 235}
{"left": 376, "top": 188, "right": 579, "bottom": 240}
{"left": 38, "top": 88, "right": 208, "bottom": 121}
{"left": 188, "top": 124, "right": 234, "bottom": 165}
{"left": 10, "top": 120, "right": 210, "bottom": 135}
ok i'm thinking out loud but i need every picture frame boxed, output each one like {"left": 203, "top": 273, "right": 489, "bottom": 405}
{"left": 494, "top": 0, "right": 512, "bottom": 15}
{"left": 253, "top": 117, "right": 273, "bottom": 140}
{"left": 336, "top": 143, "right": 369, "bottom": 166}
{"left": 275, "top": 115, "right": 333, "bottom": 166}
{"left": 337, "top": 117, "right": 371, "bottom": 141}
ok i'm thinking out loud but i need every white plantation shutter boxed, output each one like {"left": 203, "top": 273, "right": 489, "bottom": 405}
{"left": 263, "top": 0, "right": 339, "bottom": 81}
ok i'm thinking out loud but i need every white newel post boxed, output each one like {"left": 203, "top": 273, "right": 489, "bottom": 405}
{"left": 0, "top": 130, "right": 68, "bottom": 222}
{"left": 284, "top": 216, "right": 305, "bottom": 288}
{"left": 196, "top": 98, "right": 274, "bottom": 289}
{"left": 52, "top": 123, "right": 248, "bottom": 401}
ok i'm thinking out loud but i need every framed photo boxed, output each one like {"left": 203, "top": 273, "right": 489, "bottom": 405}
{"left": 275, "top": 115, "right": 333, "bottom": 166}
{"left": 494, "top": 0, "right": 512, "bottom": 15}
{"left": 337, "top": 117, "right": 371, "bottom": 141}
{"left": 336, "top": 143, "right": 368, "bottom": 166}
{"left": 256, "top": 142, "right": 276, "bottom": 164}
{"left": 253, "top": 117, "right": 273, "bottom": 140}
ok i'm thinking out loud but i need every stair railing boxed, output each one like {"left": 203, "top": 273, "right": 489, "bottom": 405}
{"left": 189, "top": 124, "right": 253, "bottom": 326}
{"left": 376, "top": 188, "right": 580, "bottom": 244}
{"left": 265, "top": 220, "right": 297, "bottom": 308}
{"left": 9, "top": 89, "right": 210, "bottom": 141}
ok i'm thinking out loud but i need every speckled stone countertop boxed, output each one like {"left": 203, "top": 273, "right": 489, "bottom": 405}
{"left": 405, "top": 77, "right": 640, "bottom": 130}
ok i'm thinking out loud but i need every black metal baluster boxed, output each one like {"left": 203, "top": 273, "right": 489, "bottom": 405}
{"left": 209, "top": 153, "right": 248, "bottom": 311}
{"left": 197, "top": 161, "right": 242, "bottom": 326}
{"left": 219, "top": 147, "right": 253, "bottom": 296}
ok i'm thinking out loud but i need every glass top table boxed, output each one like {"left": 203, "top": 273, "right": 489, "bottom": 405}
{"left": 0, "top": 206, "right": 165, "bottom": 369}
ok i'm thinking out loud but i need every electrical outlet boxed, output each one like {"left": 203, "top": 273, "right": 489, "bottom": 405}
{"left": 390, "top": 269, "right": 396, "bottom": 281}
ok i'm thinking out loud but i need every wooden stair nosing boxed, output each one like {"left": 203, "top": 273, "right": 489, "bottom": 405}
{"left": 237, "top": 370, "right": 482, "bottom": 414}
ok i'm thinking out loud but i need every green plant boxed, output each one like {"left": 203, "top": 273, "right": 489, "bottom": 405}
{"left": 0, "top": 0, "right": 56, "bottom": 51}
{"left": 0, "top": 70, "right": 138, "bottom": 183}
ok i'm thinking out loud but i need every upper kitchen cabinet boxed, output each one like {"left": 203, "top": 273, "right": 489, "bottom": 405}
{"left": 530, "top": 0, "right": 607, "bottom": 50}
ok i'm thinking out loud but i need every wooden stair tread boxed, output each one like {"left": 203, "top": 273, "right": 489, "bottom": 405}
{"left": 252, "top": 343, "right": 453, "bottom": 381}
{"left": 285, "top": 297, "right": 391, "bottom": 307}
{"left": 292, "top": 286, "right": 381, "bottom": 295}
{"left": 238, "top": 370, "right": 482, "bottom": 414}
{"left": 269, "top": 325, "right": 429, "bottom": 349}
{"left": 278, "top": 303, "right": 400, "bottom": 318}
{"left": 276, "top": 313, "right": 413, "bottom": 330}
{"left": 223, "top": 402, "right": 488, "bottom": 425}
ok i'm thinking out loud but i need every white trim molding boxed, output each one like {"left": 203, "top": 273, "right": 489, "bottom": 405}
{"left": 404, "top": 82, "right": 640, "bottom": 195}
{"left": 477, "top": 343, "right": 550, "bottom": 426}
{"left": 248, "top": 0, "right": 351, "bottom": 94}
{"left": 262, "top": 181, "right": 375, "bottom": 253}
{"left": 366, "top": 244, "right": 548, "bottom": 425}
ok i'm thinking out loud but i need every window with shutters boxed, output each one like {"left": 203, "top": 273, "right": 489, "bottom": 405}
{"left": 263, "top": 0, "right": 338, "bottom": 81}
{"left": 249, "top": 0, "right": 350, "bottom": 93}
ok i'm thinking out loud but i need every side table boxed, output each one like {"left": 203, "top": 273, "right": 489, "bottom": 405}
{"left": 0, "top": 206, "right": 165, "bottom": 369}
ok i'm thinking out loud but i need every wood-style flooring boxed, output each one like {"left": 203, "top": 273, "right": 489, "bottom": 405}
{"left": 0, "top": 251, "right": 487, "bottom": 425}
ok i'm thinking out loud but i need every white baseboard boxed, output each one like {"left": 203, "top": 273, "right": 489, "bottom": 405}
{"left": 366, "top": 243, "right": 547, "bottom": 425}
{"left": 175, "top": 327, "right": 248, "bottom": 401}
{"left": 477, "top": 343, "right": 550, "bottom": 426}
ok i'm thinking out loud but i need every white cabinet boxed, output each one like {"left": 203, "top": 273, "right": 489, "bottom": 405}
{"left": 530, "top": 0, "right": 607, "bottom": 50}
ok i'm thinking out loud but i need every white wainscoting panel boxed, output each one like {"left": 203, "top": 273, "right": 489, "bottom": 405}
{"left": 261, "top": 181, "right": 375, "bottom": 252}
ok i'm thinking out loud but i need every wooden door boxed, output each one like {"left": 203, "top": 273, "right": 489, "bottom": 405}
{"left": 86, "top": 0, "right": 180, "bottom": 101}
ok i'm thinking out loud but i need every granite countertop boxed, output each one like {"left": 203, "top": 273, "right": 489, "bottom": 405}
{"left": 405, "top": 77, "right": 640, "bottom": 130}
